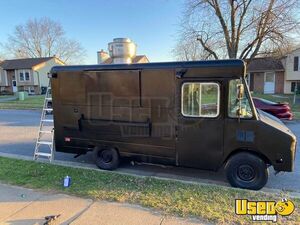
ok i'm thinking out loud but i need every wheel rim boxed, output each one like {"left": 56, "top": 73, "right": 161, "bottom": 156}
{"left": 100, "top": 150, "right": 113, "bottom": 163}
{"left": 237, "top": 164, "right": 256, "bottom": 181}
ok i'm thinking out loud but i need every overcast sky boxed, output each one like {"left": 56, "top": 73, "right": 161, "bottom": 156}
{"left": 0, "top": 0, "right": 184, "bottom": 64}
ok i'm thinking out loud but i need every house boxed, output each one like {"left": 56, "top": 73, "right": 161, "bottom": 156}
{"left": 246, "top": 57, "right": 284, "bottom": 94}
{"left": 247, "top": 48, "right": 300, "bottom": 94}
{"left": 0, "top": 57, "right": 64, "bottom": 95}
{"left": 281, "top": 48, "right": 300, "bottom": 94}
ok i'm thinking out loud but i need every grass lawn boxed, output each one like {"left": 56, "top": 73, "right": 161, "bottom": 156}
{"left": 0, "top": 157, "right": 299, "bottom": 224}
{"left": 0, "top": 95, "right": 44, "bottom": 109}
{"left": 252, "top": 93, "right": 300, "bottom": 120}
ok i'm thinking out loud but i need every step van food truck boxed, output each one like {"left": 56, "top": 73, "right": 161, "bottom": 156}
{"left": 50, "top": 60, "right": 297, "bottom": 190}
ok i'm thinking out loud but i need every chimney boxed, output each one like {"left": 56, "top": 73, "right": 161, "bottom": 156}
{"left": 97, "top": 49, "right": 110, "bottom": 64}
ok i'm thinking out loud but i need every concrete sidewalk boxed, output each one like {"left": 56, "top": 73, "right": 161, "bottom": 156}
{"left": 0, "top": 96, "right": 18, "bottom": 102}
{"left": 0, "top": 183, "right": 207, "bottom": 225}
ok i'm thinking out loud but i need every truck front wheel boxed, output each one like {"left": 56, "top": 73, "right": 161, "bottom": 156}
{"left": 225, "top": 152, "right": 268, "bottom": 190}
{"left": 94, "top": 147, "right": 119, "bottom": 170}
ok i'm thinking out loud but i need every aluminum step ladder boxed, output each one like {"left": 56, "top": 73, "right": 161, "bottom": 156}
{"left": 33, "top": 84, "right": 54, "bottom": 161}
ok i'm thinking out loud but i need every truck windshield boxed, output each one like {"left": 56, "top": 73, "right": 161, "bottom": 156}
{"left": 228, "top": 79, "right": 253, "bottom": 118}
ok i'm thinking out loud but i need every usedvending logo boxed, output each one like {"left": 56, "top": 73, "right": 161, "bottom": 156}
{"left": 235, "top": 198, "right": 295, "bottom": 222}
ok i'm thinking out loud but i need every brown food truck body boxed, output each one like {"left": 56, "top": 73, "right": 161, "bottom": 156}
{"left": 50, "top": 60, "right": 297, "bottom": 190}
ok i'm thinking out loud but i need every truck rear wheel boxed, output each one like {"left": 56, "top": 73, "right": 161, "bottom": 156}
{"left": 225, "top": 152, "right": 268, "bottom": 190}
{"left": 94, "top": 147, "right": 119, "bottom": 170}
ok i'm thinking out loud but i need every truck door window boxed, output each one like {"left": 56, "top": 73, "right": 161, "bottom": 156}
{"left": 228, "top": 79, "right": 253, "bottom": 118}
{"left": 181, "top": 82, "right": 220, "bottom": 118}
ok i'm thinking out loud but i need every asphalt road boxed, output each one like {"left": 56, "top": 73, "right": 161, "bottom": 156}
{"left": 0, "top": 109, "right": 299, "bottom": 192}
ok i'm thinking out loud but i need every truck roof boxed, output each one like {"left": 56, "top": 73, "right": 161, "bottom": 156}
{"left": 51, "top": 59, "right": 245, "bottom": 74}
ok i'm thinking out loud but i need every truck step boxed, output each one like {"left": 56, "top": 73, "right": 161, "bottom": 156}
{"left": 34, "top": 152, "right": 52, "bottom": 157}
{"left": 41, "top": 119, "right": 54, "bottom": 122}
{"left": 39, "top": 130, "right": 53, "bottom": 134}
{"left": 37, "top": 141, "right": 52, "bottom": 145}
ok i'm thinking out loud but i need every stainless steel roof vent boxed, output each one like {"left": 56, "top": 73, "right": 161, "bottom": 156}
{"left": 108, "top": 38, "right": 137, "bottom": 64}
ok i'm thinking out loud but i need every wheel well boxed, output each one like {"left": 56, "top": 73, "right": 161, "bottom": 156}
{"left": 224, "top": 149, "right": 271, "bottom": 166}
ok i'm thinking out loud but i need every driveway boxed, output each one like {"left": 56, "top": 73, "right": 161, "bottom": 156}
{"left": 0, "top": 109, "right": 299, "bottom": 192}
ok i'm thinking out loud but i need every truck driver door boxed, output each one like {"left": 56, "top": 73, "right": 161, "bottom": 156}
{"left": 176, "top": 80, "right": 224, "bottom": 170}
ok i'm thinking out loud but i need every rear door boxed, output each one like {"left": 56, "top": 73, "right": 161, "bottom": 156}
{"left": 176, "top": 79, "right": 224, "bottom": 170}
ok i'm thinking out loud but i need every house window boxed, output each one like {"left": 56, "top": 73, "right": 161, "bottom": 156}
{"left": 293, "top": 56, "right": 299, "bottom": 71}
{"left": 19, "top": 70, "right": 30, "bottom": 82}
{"left": 25, "top": 72, "right": 30, "bottom": 81}
{"left": 265, "top": 72, "right": 275, "bottom": 83}
{"left": 181, "top": 82, "right": 220, "bottom": 118}
{"left": 19, "top": 72, "right": 24, "bottom": 81}
{"left": 291, "top": 82, "right": 300, "bottom": 93}
{"left": 27, "top": 86, "right": 35, "bottom": 94}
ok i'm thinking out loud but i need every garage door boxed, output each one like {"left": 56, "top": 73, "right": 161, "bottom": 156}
{"left": 264, "top": 72, "right": 275, "bottom": 94}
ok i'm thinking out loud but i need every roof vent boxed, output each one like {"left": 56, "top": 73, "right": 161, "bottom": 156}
{"left": 108, "top": 38, "right": 137, "bottom": 64}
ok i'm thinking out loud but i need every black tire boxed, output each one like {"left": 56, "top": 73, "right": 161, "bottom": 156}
{"left": 94, "top": 147, "right": 119, "bottom": 170}
{"left": 225, "top": 152, "right": 268, "bottom": 190}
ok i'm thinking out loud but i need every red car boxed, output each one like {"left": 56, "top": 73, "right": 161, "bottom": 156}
{"left": 252, "top": 97, "right": 293, "bottom": 120}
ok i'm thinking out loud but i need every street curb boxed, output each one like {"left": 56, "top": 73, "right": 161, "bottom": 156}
{"left": 0, "top": 152, "right": 299, "bottom": 199}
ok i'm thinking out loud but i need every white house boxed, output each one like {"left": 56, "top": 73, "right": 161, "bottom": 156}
{"left": 0, "top": 57, "right": 64, "bottom": 94}
{"left": 246, "top": 48, "right": 300, "bottom": 94}
{"left": 282, "top": 48, "right": 300, "bottom": 94}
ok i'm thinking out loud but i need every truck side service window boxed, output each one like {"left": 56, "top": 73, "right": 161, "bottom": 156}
{"left": 181, "top": 82, "right": 220, "bottom": 118}
{"left": 228, "top": 79, "right": 253, "bottom": 118}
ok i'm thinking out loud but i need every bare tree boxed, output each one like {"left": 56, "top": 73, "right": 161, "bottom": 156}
{"left": 4, "top": 17, "right": 86, "bottom": 64}
{"left": 260, "top": 41, "right": 300, "bottom": 58}
{"left": 176, "top": 0, "right": 300, "bottom": 61}
{"left": 0, "top": 43, "right": 5, "bottom": 61}
{"left": 172, "top": 37, "right": 214, "bottom": 60}
{"left": 0, "top": 52, "right": 4, "bottom": 61}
